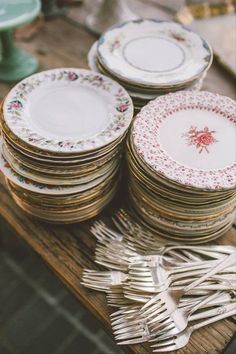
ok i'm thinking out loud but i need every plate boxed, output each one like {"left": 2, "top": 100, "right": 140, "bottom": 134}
{"left": 3, "top": 144, "right": 118, "bottom": 185}
{"left": 0, "top": 149, "right": 119, "bottom": 195}
{"left": 2, "top": 68, "right": 133, "bottom": 154}
{"left": 97, "top": 19, "right": 212, "bottom": 88}
{"left": 2, "top": 138, "right": 121, "bottom": 175}
{"left": 131, "top": 91, "right": 236, "bottom": 190}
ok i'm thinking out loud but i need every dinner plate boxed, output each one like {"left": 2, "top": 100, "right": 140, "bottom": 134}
{"left": 2, "top": 68, "right": 133, "bottom": 154}
{"left": 97, "top": 19, "right": 212, "bottom": 88}
{"left": 89, "top": 40, "right": 204, "bottom": 97}
{"left": 0, "top": 150, "right": 119, "bottom": 195}
{"left": 1, "top": 126, "right": 125, "bottom": 162}
{"left": 3, "top": 145, "right": 119, "bottom": 185}
{"left": 2, "top": 139, "right": 121, "bottom": 175}
{"left": 132, "top": 91, "right": 236, "bottom": 190}
{"left": 8, "top": 176, "right": 116, "bottom": 208}
{"left": 96, "top": 55, "right": 205, "bottom": 94}
{"left": 10, "top": 183, "right": 117, "bottom": 223}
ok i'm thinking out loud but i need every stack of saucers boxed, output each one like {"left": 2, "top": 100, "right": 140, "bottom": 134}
{"left": 127, "top": 90, "right": 236, "bottom": 243}
{"left": 88, "top": 19, "right": 213, "bottom": 112}
{"left": 0, "top": 68, "right": 133, "bottom": 223}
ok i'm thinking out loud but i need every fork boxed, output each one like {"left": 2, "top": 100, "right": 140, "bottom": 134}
{"left": 148, "top": 290, "right": 226, "bottom": 336}
{"left": 150, "top": 303, "right": 236, "bottom": 352}
{"left": 106, "top": 285, "right": 134, "bottom": 307}
{"left": 112, "top": 291, "right": 235, "bottom": 345}
{"left": 95, "top": 241, "right": 138, "bottom": 271}
{"left": 128, "top": 265, "right": 236, "bottom": 293}
{"left": 141, "top": 252, "right": 236, "bottom": 323}
{"left": 81, "top": 269, "right": 127, "bottom": 291}
{"left": 128, "top": 254, "right": 234, "bottom": 291}
{"left": 113, "top": 210, "right": 236, "bottom": 258}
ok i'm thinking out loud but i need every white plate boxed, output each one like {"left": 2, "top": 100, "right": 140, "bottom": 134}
{"left": 3, "top": 68, "right": 133, "bottom": 154}
{"left": 88, "top": 40, "right": 204, "bottom": 102}
{"left": 97, "top": 19, "right": 212, "bottom": 88}
{"left": 88, "top": 41, "right": 100, "bottom": 72}
{"left": 2, "top": 143, "right": 117, "bottom": 186}
{"left": 132, "top": 91, "right": 236, "bottom": 190}
{"left": 0, "top": 145, "right": 119, "bottom": 195}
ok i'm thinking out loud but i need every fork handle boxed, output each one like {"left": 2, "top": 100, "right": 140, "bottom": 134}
{"left": 190, "top": 302, "right": 235, "bottom": 321}
{"left": 192, "top": 303, "right": 236, "bottom": 331}
{"left": 184, "top": 253, "right": 236, "bottom": 293}
{"left": 189, "top": 291, "right": 222, "bottom": 315}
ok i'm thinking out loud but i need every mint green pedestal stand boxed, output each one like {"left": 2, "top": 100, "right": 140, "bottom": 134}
{"left": 0, "top": 0, "right": 41, "bottom": 82}
{"left": 0, "top": 31, "right": 38, "bottom": 82}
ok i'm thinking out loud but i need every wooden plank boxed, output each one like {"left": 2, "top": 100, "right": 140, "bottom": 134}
{"left": 0, "top": 13, "right": 236, "bottom": 354}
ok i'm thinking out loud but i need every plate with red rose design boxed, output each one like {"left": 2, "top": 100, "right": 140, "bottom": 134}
{"left": 131, "top": 91, "right": 236, "bottom": 190}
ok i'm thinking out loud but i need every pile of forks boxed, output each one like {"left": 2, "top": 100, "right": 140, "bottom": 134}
{"left": 81, "top": 209, "right": 236, "bottom": 352}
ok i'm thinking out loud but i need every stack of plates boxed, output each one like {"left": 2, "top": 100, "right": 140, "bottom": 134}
{"left": 0, "top": 68, "right": 133, "bottom": 223}
{"left": 88, "top": 19, "right": 213, "bottom": 111}
{"left": 127, "top": 90, "right": 236, "bottom": 243}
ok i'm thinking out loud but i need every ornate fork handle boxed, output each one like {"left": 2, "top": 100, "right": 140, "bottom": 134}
{"left": 184, "top": 252, "right": 236, "bottom": 293}
{"left": 190, "top": 301, "right": 236, "bottom": 321}
{"left": 192, "top": 303, "right": 236, "bottom": 331}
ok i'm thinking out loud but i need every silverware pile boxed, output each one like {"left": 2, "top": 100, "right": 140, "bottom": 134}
{"left": 81, "top": 209, "right": 236, "bottom": 352}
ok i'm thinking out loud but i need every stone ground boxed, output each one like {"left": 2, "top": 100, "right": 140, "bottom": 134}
{"left": 0, "top": 218, "right": 124, "bottom": 354}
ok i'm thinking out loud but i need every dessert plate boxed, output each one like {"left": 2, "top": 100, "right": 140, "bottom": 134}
{"left": 132, "top": 91, "right": 236, "bottom": 190}
{"left": 2, "top": 68, "right": 133, "bottom": 154}
{"left": 97, "top": 19, "right": 212, "bottom": 88}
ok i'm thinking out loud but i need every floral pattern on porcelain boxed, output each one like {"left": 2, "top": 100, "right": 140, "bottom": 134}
{"left": 3, "top": 69, "right": 133, "bottom": 153}
{"left": 97, "top": 19, "right": 213, "bottom": 87}
{"left": 7, "top": 100, "right": 23, "bottom": 113}
{"left": 131, "top": 91, "right": 236, "bottom": 190}
{"left": 115, "top": 88, "right": 130, "bottom": 113}
{"left": 183, "top": 126, "right": 218, "bottom": 153}
{"left": 109, "top": 37, "right": 122, "bottom": 53}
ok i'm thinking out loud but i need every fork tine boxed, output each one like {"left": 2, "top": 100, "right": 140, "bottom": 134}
{"left": 152, "top": 343, "right": 176, "bottom": 352}
{"left": 113, "top": 322, "right": 144, "bottom": 335}
{"left": 117, "top": 337, "right": 147, "bottom": 345}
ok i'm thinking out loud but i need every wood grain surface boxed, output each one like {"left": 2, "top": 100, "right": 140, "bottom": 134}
{"left": 0, "top": 2, "right": 236, "bottom": 353}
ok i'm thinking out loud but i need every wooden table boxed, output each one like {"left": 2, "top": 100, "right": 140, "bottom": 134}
{"left": 0, "top": 2, "right": 236, "bottom": 353}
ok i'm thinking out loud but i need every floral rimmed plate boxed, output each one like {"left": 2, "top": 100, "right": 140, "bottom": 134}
{"left": 97, "top": 19, "right": 212, "bottom": 88}
{"left": 2, "top": 68, "right": 133, "bottom": 154}
{"left": 0, "top": 148, "right": 120, "bottom": 195}
{"left": 88, "top": 40, "right": 204, "bottom": 100}
{"left": 3, "top": 144, "right": 118, "bottom": 186}
{"left": 131, "top": 91, "right": 236, "bottom": 190}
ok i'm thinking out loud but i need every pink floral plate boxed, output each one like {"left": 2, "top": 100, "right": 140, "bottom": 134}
{"left": 131, "top": 91, "right": 236, "bottom": 190}
{"left": 3, "top": 68, "right": 133, "bottom": 154}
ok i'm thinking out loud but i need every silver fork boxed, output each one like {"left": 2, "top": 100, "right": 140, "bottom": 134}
{"left": 112, "top": 209, "right": 167, "bottom": 251}
{"left": 128, "top": 264, "right": 236, "bottom": 293}
{"left": 95, "top": 241, "right": 138, "bottom": 271}
{"left": 141, "top": 252, "right": 236, "bottom": 323}
{"left": 148, "top": 290, "right": 226, "bottom": 336}
{"left": 106, "top": 285, "right": 135, "bottom": 307}
{"left": 112, "top": 291, "right": 235, "bottom": 345}
{"left": 81, "top": 269, "right": 127, "bottom": 291}
{"left": 150, "top": 303, "right": 236, "bottom": 352}
{"left": 128, "top": 254, "right": 233, "bottom": 291}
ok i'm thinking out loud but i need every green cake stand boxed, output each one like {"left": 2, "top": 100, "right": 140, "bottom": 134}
{"left": 0, "top": 0, "right": 41, "bottom": 82}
